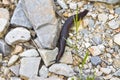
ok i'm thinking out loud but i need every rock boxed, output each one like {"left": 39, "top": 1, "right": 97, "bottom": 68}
{"left": 57, "top": 0, "right": 68, "bottom": 9}
{"left": 88, "top": 0, "right": 120, "bottom": 4}
{"left": 2, "top": 0, "right": 10, "bottom": 4}
{"left": 9, "top": 64, "right": 20, "bottom": 76}
{"left": 22, "top": 0, "right": 60, "bottom": 49}
{"left": 49, "top": 63, "right": 75, "bottom": 77}
{"left": 3, "top": 67, "right": 10, "bottom": 75}
{"left": 92, "top": 36, "right": 102, "bottom": 45}
{"left": 39, "top": 65, "right": 49, "bottom": 78}
{"left": 88, "top": 19, "right": 95, "bottom": 28}
{"left": 10, "top": 77, "right": 21, "bottom": 80}
{"left": 10, "top": 0, "right": 32, "bottom": 29}
{"left": 5, "top": 27, "right": 31, "bottom": 45}
{"left": 20, "top": 49, "right": 39, "bottom": 57}
{"left": 0, "top": 18, "right": 9, "bottom": 38}
{"left": 100, "top": 68, "right": 112, "bottom": 74}
{"left": 98, "top": 13, "right": 108, "bottom": 23}
{"left": 115, "top": 7, "right": 120, "bottom": 15}
{"left": 8, "top": 55, "right": 19, "bottom": 66}
{"left": 0, "top": 54, "right": 2, "bottom": 62}
{"left": 0, "top": 8, "right": 9, "bottom": 38}
{"left": 113, "top": 58, "right": 120, "bottom": 68}
{"left": 69, "top": 2, "right": 77, "bottom": 10}
{"left": 29, "top": 76, "right": 45, "bottom": 80}
{"left": 110, "top": 77, "right": 120, "bottom": 80}
{"left": 0, "top": 39, "right": 10, "bottom": 56}
{"left": 11, "top": 45, "right": 23, "bottom": 55}
{"left": 38, "top": 47, "right": 58, "bottom": 67}
{"left": 0, "top": 77, "right": 5, "bottom": 80}
{"left": 67, "top": 76, "right": 78, "bottom": 80}
{"left": 90, "top": 56, "right": 102, "bottom": 66}
{"left": 108, "top": 14, "right": 114, "bottom": 20}
{"left": 88, "top": 46, "right": 102, "bottom": 56}
{"left": 113, "top": 69, "right": 120, "bottom": 77}
{"left": 45, "top": 76, "right": 63, "bottom": 80}
{"left": 114, "top": 33, "right": 120, "bottom": 45}
{"left": 60, "top": 52, "right": 73, "bottom": 64}
{"left": 108, "top": 20, "right": 119, "bottom": 29}
{"left": 103, "top": 74, "right": 113, "bottom": 80}
{"left": 20, "top": 57, "right": 41, "bottom": 79}
{"left": 0, "top": 8, "right": 9, "bottom": 20}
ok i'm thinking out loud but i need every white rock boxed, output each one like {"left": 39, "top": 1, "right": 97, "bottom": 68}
{"left": 0, "top": 8, "right": 9, "bottom": 38}
{"left": 108, "top": 20, "right": 119, "bottom": 29}
{"left": 8, "top": 55, "right": 19, "bottom": 66}
{"left": 49, "top": 63, "right": 75, "bottom": 77}
{"left": 20, "top": 57, "right": 41, "bottom": 79}
{"left": 67, "top": 76, "right": 78, "bottom": 80}
{"left": 20, "top": 49, "right": 39, "bottom": 57}
{"left": 0, "top": 18, "right": 9, "bottom": 38}
{"left": 5, "top": 27, "right": 31, "bottom": 45}
{"left": 9, "top": 64, "right": 20, "bottom": 76}
{"left": 10, "top": 77, "right": 21, "bottom": 80}
{"left": 108, "top": 14, "right": 114, "bottom": 20}
{"left": 60, "top": 52, "right": 73, "bottom": 64}
{"left": 45, "top": 76, "right": 63, "bottom": 80}
{"left": 98, "top": 13, "right": 108, "bottom": 23}
{"left": 38, "top": 47, "right": 58, "bottom": 66}
{"left": 0, "top": 8, "right": 9, "bottom": 20}
{"left": 57, "top": 0, "right": 68, "bottom": 9}
{"left": 3, "top": 67, "right": 10, "bottom": 75}
{"left": 69, "top": 2, "right": 77, "bottom": 10}
{"left": 88, "top": 46, "right": 102, "bottom": 56}
{"left": 39, "top": 65, "right": 49, "bottom": 78}
{"left": 114, "top": 33, "right": 120, "bottom": 45}
{"left": 110, "top": 77, "right": 120, "bottom": 80}
{"left": 100, "top": 68, "right": 112, "bottom": 74}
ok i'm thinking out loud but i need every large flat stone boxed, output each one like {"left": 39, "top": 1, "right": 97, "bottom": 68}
{"left": 10, "top": 0, "right": 32, "bottom": 29}
{"left": 38, "top": 47, "right": 58, "bottom": 67}
{"left": 22, "top": 0, "right": 60, "bottom": 49}
{"left": 19, "top": 57, "right": 41, "bottom": 79}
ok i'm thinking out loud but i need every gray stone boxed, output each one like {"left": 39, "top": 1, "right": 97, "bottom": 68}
{"left": 57, "top": 0, "right": 68, "bottom": 9}
{"left": 49, "top": 63, "right": 75, "bottom": 77}
{"left": 100, "top": 68, "right": 112, "bottom": 74}
{"left": 0, "top": 8, "right": 9, "bottom": 38}
{"left": 29, "top": 76, "right": 44, "bottom": 80}
{"left": 89, "top": 0, "right": 120, "bottom": 4}
{"left": 115, "top": 7, "right": 120, "bottom": 15}
{"left": 20, "top": 49, "right": 39, "bottom": 57}
{"left": 113, "top": 58, "right": 120, "bottom": 68}
{"left": 10, "top": 77, "right": 21, "bottom": 80}
{"left": 69, "top": 2, "right": 77, "bottom": 10}
{"left": 20, "top": 57, "right": 41, "bottom": 79}
{"left": 92, "top": 36, "right": 102, "bottom": 45}
{"left": 0, "top": 39, "right": 10, "bottom": 56}
{"left": 114, "top": 33, "right": 120, "bottom": 45}
{"left": 88, "top": 19, "right": 95, "bottom": 28}
{"left": 5, "top": 27, "right": 31, "bottom": 45}
{"left": 88, "top": 46, "right": 102, "bottom": 56}
{"left": 9, "top": 64, "right": 20, "bottom": 76}
{"left": 113, "top": 69, "right": 120, "bottom": 77}
{"left": 38, "top": 47, "right": 58, "bottom": 67}
{"left": 45, "top": 76, "right": 63, "bottom": 80}
{"left": 98, "top": 13, "right": 108, "bottom": 23}
{"left": 60, "top": 51, "right": 73, "bottom": 64}
{"left": 8, "top": 55, "right": 19, "bottom": 66}
{"left": 10, "top": 0, "right": 32, "bottom": 29}
{"left": 39, "top": 65, "right": 49, "bottom": 78}
{"left": 90, "top": 56, "right": 102, "bottom": 66}
{"left": 108, "top": 20, "right": 119, "bottom": 29}
{"left": 22, "top": 0, "right": 60, "bottom": 49}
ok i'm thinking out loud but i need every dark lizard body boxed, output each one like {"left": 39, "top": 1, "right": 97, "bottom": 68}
{"left": 56, "top": 10, "right": 89, "bottom": 63}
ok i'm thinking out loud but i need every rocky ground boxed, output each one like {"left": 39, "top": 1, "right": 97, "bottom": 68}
{"left": 0, "top": 0, "right": 120, "bottom": 80}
